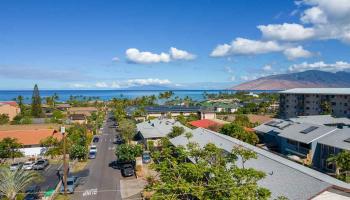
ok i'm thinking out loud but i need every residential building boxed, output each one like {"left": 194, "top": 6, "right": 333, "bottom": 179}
{"left": 136, "top": 118, "right": 192, "bottom": 148}
{"left": 254, "top": 115, "right": 350, "bottom": 172}
{"left": 68, "top": 107, "right": 98, "bottom": 117}
{"left": 69, "top": 114, "right": 87, "bottom": 124}
{"left": 0, "top": 129, "right": 62, "bottom": 156}
{"left": 170, "top": 128, "right": 350, "bottom": 200}
{"left": 144, "top": 106, "right": 216, "bottom": 120}
{"left": 189, "top": 119, "right": 223, "bottom": 129}
{"left": 279, "top": 88, "right": 350, "bottom": 118}
{"left": 0, "top": 101, "right": 20, "bottom": 121}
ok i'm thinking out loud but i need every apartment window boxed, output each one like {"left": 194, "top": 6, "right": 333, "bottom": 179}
{"left": 299, "top": 142, "right": 311, "bottom": 149}
{"left": 332, "top": 102, "right": 336, "bottom": 106}
{"left": 345, "top": 103, "right": 348, "bottom": 106}
{"left": 287, "top": 139, "right": 297, "bottom": 146}
{"left": 306, "top": 107, "right": 310, "bottom": 110}
{"left": 331, "top": 95, "right": 335, "bottom": 98}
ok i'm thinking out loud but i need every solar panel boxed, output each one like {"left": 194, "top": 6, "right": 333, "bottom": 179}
{"left": 344, "top": 138, "right": 350, "bottom": 143}
{"left": 300, "top": 126, "right": 318, "bottom": 134}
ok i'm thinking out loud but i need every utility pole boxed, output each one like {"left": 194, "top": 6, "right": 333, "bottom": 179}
{"left": 61, "top": 126, "right": 68, "bottom": 196}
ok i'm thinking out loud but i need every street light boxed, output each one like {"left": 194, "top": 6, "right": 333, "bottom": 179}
{"left": 61, "top": 126, "right": 68, "bottom": 196}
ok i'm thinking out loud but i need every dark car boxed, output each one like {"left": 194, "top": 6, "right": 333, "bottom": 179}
{"left": 114, "top": 137, "right": 124, "bottom": 145}
{"left": 32, "top": 159, "right": 49, "bottom": 170}
{"left": 24, "top": 185, "right": 41, "bottom": 200}
{"left": 109, "top": 160, "right": 135, "bottom": 169}
{"left": 121, "top": 164, "right": 135, "bottom": 177}
{"left": 88, "top": 151, "right": 97, "bottom": 159}
{"left": 92, "top": 137, "right": 99, "bottom": 143}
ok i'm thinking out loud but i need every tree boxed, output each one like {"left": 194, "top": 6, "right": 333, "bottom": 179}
{"left": 146, "top": 142, "right": 270, "bottom": 199}
{"left": 119, "top": 119, "right": 136, "bottom": 144}
{"left": 31, "top": 84, "right": 43, "bottom": 117}
{"left": 70, "top": 144, "right": 87, "bottom": 160}
{"left": 40, "top": 136, "right": 61, "bottom": 158}
{"left": 15, "top": 95, "right": 25, "bottom": 115}
{"left": 115, "top": 144, "right": 142, "bottom": 162}
{"left": 0, "top": 114, "right": 9, "bottom": 125}
{"left": 327, "top": 151, "right": 350, "bottom": 182}
{"left": 321, "top": 101, "right": 332, "bottom": 115}
{"left": 0, "top": 166, "right": 41, "bottom": 200}
{"left": 51, "top": 110, "right": 65, "bottom": 123}
{"left": 220, "top": 123, "right": 259, "bottom": 145}
{"left": 158, "top": 91, "right": 174, "bottom": 100}
{"left": 0, "top": 138, "right": 23, "bottom": 159}
{"left": 167, "top": 126, "right": 185, "bottom": 138}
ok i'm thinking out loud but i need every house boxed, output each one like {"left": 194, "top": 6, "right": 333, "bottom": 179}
{"left": 279, "top": 88, "right": 350, "bottom": 118}
{"left": 254, "top": 116, "right": 350, "bottom": 172}
{"left": 69, "top": 114, "right": 87, "bottom": 124}
{"left": 0, "top": 101, "right": 20, "bottom": 121}
{"left": 0, "top": 129, "right": 62, "bottom": 156}
{"left": 144, "top": 106, "right": 201, "bottom": 118}
{"left": 68, "top": 107, "right": 98, "bottom": 117}
{"left": 189, "top": 119, "right": 223, "bottom": 129}
{"left": 202, "top": 102, "right": 240, "bottom": 113}
{"left": 136, "top": 118, "right": 192, "bottom": 148}
{"left": 170, "top": 128, "right": 350, "bottom": 200}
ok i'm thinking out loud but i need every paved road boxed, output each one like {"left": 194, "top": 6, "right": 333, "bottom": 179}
{"left": 73, "top": 114, "right": 123, "bottom": 200}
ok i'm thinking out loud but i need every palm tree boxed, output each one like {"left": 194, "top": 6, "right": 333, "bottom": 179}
{"left": 327, "top": 151, "right": 350, "bottom": 178}
{"left": 0, "top": 166, "right": 41, "bottom": 200}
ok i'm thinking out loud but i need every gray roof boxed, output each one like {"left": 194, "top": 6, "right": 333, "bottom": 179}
{"left": 279, "top": 88, "right": 350, "bottom": 95}
{"left": 170, "top": 128, "right": 350, "bottom": 200}
{"left": 137, "top": 118, "right": 192, "bottom": 139}
{"left": 289, "top": 115, "right": 350, "bottom": 126}
{"left": 277, "top": 122, "right": 337, "bottom": 144}
{"left": 318, "top": 128, "right": 350, "bottom": 151}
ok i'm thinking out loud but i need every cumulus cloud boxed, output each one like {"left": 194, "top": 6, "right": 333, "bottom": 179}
{"left": 95, "top": 82, "right": 109, "bottom": 88}
{"left": 112, "top": 57, "right": 120, "bottom": 62}
{"left": 125, "top": 47, "right": 195, "bottom": 64}
{"left": 258, "top": 23, "right": 315, "bottom": 41}
{"left": 210, "top": 38, "right": 284, "bottom": 57}
{"left": 126, "top": 48, "right": 171, "bottom": 64}
{"left": 70, "top": 78, "right": 172, "bottom": 89}
{"left": 263, "top": 65, "right": 272, "bottom": 71}
{"left": 283, "top": 46, "right": 312, "bottom": 60}
{"left": 301, "top": 6, "right": 328, "bottom": 24}
{"left": 126, "top": 78, "right": 171, "bottom": 86}
{"left": 288, "top": 61, "right": 350, "bottom": 72}
{"left": 169, "top": 47, "right": 196, "bottom": 60}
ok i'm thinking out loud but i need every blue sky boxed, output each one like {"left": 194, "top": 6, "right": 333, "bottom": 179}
{"left": 1, "top": 0, "right": 350, "bottom": 89}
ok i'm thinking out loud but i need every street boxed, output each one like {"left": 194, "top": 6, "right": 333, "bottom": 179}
{"left": 73, "top": 114, "right": 123, "bottom": 200}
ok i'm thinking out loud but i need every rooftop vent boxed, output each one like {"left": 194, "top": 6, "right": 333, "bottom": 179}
{"left": 300, "top": 126, "right": 318, "bottom": 134}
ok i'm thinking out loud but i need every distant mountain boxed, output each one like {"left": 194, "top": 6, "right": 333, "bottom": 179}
{"left": 231, "top": 70, "right": 350, "bottom": 90}
{"left": 122, "top": 85, "right": 175, "bottom": 90}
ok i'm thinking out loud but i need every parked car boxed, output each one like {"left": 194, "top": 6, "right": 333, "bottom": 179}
{"left": 114, "top": 137, "right": 124, "bottom": 145}
{"left": 121, "top": 164, "right": 135, "bottom": 177}
{"left": 24, "top": 185, "right": 41, "bottom": 200}
{"left": 90, "top": 145, "right": 97, "bottom": 153}
{"left": 60, "top": 176, "right": 78, "bottom": 194}
{"left": 23, "top": 161, "right": 35, "bottom": 170}
{"left": 142, "top": 152, "right": 151, "bottom": 164}
{"left": 10, "top": 162, "right": 24, "bottom": 171}
{"left": 88, "top": 151, "right": 97, "bottom": 159}
{"left": 32, "top": 159, "right": 49, "bottom": 170}
{"left": 109, "top": 159, "right": 135, "bottom": 169}
{"left": 92, "top": 137, "right": 99, "bottom": 143}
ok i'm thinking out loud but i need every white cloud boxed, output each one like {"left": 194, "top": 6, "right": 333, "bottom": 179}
{"left": 169, "top": 47, "right": 196, "bottom": 60}
{"left": 126, "top": 48, "right": 171, "bottom": 64}
{"left": 288, "top": 61, "right": 350, "bottom": 72}
{"left": 301, "top": 7, "right": 328, "bottom": 24}
{"left": 283, "top": 46, "right": 312, "bottom": 60}
{"left": 111, "top": 81, "right": 121, "bottom": 88}
{"left": 112, "top": 57, "right": 120, "bottom": 62}
{"left": 210, "top": 38, "right": 284, "bottom": 57}
{"left": 126, "top": 78, "right": 171, "bottom": 86}
{"left": 70, "top": 83, "right": 88, "bottom": 88}
{"left": 230, "top": 76, "right": 236, "bottom": 81}
{"left": 240, "top": 75, "right": 258, "bottom": 81}
{"left": 263, "top": 65, "right": 272, "bottom": 71}
{"left": 95, "top": 82, "right": 109, "bottom": 88}
{"left": 258, "top": 23, "right": 315, "bottom": 41}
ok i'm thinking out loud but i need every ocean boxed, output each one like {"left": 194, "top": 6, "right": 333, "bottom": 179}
{"left": 0, "top": 90, "right": 276, "bottom": 103}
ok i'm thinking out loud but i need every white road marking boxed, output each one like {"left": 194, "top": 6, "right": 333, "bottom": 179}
{"left": 108, "top": 146, "right": 116, "bottom": 150}
{"left": 82, "top": 188, "right": 98, "bottom": 197}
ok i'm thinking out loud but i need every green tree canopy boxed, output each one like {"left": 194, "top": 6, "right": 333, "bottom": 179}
{"left": 167, "top": 126, "right": 185, "bottom": 138}
{"left": 31, "top": 84, "right": 43, "bottom": 117}
{"left": 0, "top": 137, "right": 23, "bottom": 159}
{"left": 220, "top": 123, "right": 259, "bottom": 145}
{"left": 115, "top": 144, "right": 142, "bottom": 162}
{"left": 119, "top": 119, "right": 137, "bottom": 143}
{"left": 0, "top": 114, "right": 9, "bottom": 125}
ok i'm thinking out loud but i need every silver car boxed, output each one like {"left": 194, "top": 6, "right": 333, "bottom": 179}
{"left": 60, "top": 176, "right": 78, "bottom": 194}
{"left": 23, "top": 161, "right": 35, "bottom": 170}
{"left": 10, "top": 162, "right": 24, "bottom": 171}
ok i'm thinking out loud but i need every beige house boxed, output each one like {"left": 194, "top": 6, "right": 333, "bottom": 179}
{"left": 68, "top": 107, "right": 98, "bottom": 117}
{"left": 0, "top": 101, "right": 20, "bottom": 121}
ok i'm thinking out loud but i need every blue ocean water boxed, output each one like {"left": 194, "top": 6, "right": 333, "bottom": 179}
{"left": 0, "top": 90, "right": 276, "bottom": 103}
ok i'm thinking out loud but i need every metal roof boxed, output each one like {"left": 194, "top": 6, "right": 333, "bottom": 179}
{"left": 170, "top": 128, "right": 350, "bottom": 199}
{"left": 145, "top": 106, "right": 201, "bottom": 113}
{"left": 136, "top": 118, "right": 192, "bottom": 139}
{"left": 279, "top": 88, "right": 350, "bottom": 95}
{"left": 318, "top": 128, "right": 350, "bottom": 151}
{"left": 289, "top": 115, "right": 350, "bottom": 126}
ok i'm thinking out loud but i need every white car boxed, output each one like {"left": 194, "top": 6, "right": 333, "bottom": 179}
{"left": 90, "top": 145, "right": 97, "bottom": 153}
{"left": 23, "top": 161, "right": 35, "bottom": 170}
{"left": 10, "top": 162, "right": 24, "bottom": 171}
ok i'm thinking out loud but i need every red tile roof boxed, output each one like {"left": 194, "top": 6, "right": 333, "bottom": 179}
{"left": 0, "top": 129, "right": 62, "bottom": 146}
{"left": 189, "top": 119, "right": 222, "bottom": 129}
{"left": 0, "top": 101, "right": 18, "bottom": 107}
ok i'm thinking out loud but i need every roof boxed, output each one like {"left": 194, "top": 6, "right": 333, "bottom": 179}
{"left": 280, "top": 88, "right": 350, "bottom": 95}
{"left": 317, "top": 128, "right": 350, "bottom": 151}
{"left": 170, "top": 128, "right": 350, "bottom": 199}
{"left": 137, "top": 118, "right": 192, "bottom": 139}
{"left": 0, "top": 124, "right": 63, "bottom": 131}
{"left": 289, "top": 115, "right": 350, "bottom": 126}
{"left": 0, "top": 129, "right": 62, "bottom": 146}
{"left": 189, "top": 119, "right": 222, "bottom": 129}
{"left": 255, "top": 119, "right": 337, "bottom": 144}
{"left": 68, "top": 107, "right": 97, "bottom": 112}
{"left": 0, "top": 101, "right": 18, "bottom": 107}
{"left": 56, "top": 104, "right": 71, "bottom": 108}
{"left": 70, "top": 114, "right": 86, "bottom": 120}
{"left": 145, "top": 106, "right": 201, "bottom": 114}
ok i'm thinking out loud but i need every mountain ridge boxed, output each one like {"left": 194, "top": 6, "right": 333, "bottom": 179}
{"left": 231, "top": 70, "right": 350, "bottom": 90}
